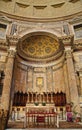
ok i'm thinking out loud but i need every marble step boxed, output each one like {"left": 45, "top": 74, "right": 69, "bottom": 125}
{"left": 5, "top": 129, "right": 82, "bottom": 130}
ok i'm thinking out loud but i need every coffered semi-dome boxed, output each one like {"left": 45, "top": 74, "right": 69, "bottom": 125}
{"left": 17, "top": 34, "right": 63, "bottom": 63}
{"left": 0, "top": 0, "right": 82, "bottom": 20}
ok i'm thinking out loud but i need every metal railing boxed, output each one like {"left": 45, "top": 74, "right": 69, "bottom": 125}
{"left": 24, "top": 112, "right": 59, "bottom": 128}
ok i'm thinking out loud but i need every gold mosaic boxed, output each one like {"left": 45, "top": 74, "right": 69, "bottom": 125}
{"left": 22, "top": 35, "right": 59, "bottom": 58}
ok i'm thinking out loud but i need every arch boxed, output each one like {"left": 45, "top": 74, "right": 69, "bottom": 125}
{"left": 17, "top": 31, "right": 64, "bottom": 64}
{"left": 18, "top": 29, "right": 62, "bottom": 42}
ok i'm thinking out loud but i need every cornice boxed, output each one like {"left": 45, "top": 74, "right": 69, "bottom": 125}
{"left": 73, "top": 39, "right": 82, "bottom": 51}
{"left": 0, "top": 11, "right": 82, "bottom": 22}
{"left": 0, "top": 39, "right": 8, "bottom": 52}
{"left": 16, "top": 53, "right": 65, "bottom": 68}
{"left": 0, "top": 15, "right": 12, "bottom": 23}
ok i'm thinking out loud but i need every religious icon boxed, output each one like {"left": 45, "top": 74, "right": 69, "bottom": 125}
{"left": 36, "top": 77, "right": 43, "bottom": 86}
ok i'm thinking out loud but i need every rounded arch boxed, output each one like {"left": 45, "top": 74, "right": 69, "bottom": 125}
{"left": 17, "top": 31, "right": 64, "bottom": 64}
{"left": 18, "top": 29, "right": 62, "bottom": 42}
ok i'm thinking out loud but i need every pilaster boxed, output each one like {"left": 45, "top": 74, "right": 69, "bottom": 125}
{"left": 63, "top": 62, "right": 70, "bottom": 103}
{"left": 79, "top": 71, "right": 82, "bottom": 95}
{"left": 1, "top": 50, "right": 16, "bottom": 110}
{"left": 1, "top": 35, "right": 19, "bottom": 110}
{"left": 27, "top": 67, "right": 33, "bottom": 92}
{"left": 65, "top": 48, "right": 80, "bottom": 112}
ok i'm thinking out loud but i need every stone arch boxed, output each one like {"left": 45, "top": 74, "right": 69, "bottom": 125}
{"left": 16, "top": 31, "right": 64, "bottom": 64}
{"left": 18, "top": 29, "right": 62, "bottom": 42}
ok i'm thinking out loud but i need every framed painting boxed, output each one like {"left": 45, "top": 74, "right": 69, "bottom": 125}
{"left": 36, "top": 77, "right": 43, "bottom": 86}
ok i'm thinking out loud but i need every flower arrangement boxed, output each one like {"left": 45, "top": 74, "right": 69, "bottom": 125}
{"left": 34, "top": 102, "right": 39, "bottom": 106}
{"left": 42, "top": 102, "right": 46, "bottom": 106}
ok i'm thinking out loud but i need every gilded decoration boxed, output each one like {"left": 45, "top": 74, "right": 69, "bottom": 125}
{"left": 22, "top": 35, "right": 59, "bottom": 59}
{"left": 36, "top": 77, "right": 43, "bottom": 86}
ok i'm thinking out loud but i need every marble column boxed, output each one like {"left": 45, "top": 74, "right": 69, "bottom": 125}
{"left": 1, "top": 50, "right": 15, "bottom": 110}
{"left": 63, "top": 62, "right": 70, "bottom": 103}
{"left": 65, "top": 49, "right": 80, "bottom": 112}
{"left": 27, "top": 67, "right": 33, "bottom": 92}
{"left": 79, "top": 71, "right": 82, "bottom": 95}
{"left": 46, "top": 67, "right": 53, "bottom": 92}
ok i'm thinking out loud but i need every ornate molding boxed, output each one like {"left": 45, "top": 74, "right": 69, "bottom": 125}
{"left": 73, "top": 39, "right": 82, "bottom": 50}
{"left": 17, "top": 34, "right": 64, "bottom": 64}
{"left": 0, "top": 39, "right": 8, "bottom": 51}
{"left": 1, "top": 10, "right": 82, "bottom": 22}
{"left": 6, "top": 35, "right": 19, "bottom": 46}
{"left": 0, "top": 15, "right": 12, "bottom": 23}
{"left": 59, "top": 35, "right": 74, "bottom": 46}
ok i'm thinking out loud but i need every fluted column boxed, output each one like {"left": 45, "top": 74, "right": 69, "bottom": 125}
{"left": 1, "top": 50, "right": 15, "bottom": 110}
{"left": 65, "top": 49, "right": 80, "bottom": 112}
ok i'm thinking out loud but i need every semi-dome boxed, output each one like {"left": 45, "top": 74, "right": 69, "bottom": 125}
{"left": 17, "top": 34, "right": 63, "bottom": 63}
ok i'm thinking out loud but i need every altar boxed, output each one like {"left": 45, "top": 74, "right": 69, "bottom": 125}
{"left": 24, "top": 103, "right": 59, "bottom": 128}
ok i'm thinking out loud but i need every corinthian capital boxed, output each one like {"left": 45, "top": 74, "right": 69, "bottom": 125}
{"left": 6, "top": 35, "right": 19, "bottom": 46}
{"left": 59, "top": 35, "right": 74, "bottom": 46}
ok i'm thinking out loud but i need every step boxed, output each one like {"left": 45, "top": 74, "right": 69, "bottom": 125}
{"left": 5, "top": 128, "right": 82, "bottom": 130}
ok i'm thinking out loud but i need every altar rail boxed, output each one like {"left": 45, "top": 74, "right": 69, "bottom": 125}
{"left": 24, "top": 112, "right": 59, "bottom": 128}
